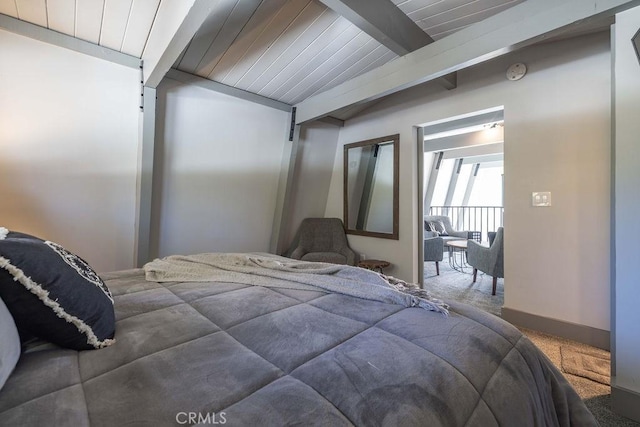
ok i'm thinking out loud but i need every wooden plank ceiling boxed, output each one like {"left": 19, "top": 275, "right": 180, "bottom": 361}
{"left": 0, "top": 0, "right": 523, "bottom": 105}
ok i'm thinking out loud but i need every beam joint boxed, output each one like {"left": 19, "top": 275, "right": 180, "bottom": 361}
{"left": 295, "top": 0, "right": 640, "bottom": 124}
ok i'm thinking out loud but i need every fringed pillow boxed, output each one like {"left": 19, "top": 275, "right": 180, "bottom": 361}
{"left": 0, "top": 228, "right": 115, "bottom": 350}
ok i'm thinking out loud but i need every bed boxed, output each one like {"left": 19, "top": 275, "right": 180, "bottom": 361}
{"left": 0, "top": 243, "right": 597, "bottom": 426}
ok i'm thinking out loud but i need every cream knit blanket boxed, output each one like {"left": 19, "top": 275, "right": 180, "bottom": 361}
{"left": 144, "top": 253, "right": 448, "bottom": 315}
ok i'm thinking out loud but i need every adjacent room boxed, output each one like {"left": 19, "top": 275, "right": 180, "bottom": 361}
{"left": 1, "top": 0, "right": 639, "bottom": 425}
{"left": 420, "top": 108, "right": 505, "bottom": 316}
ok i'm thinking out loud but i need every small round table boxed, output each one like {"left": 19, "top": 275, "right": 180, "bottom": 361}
{"left": 445, "top": 240, "right": 469, "bottom": 273}
{"left": 357, "top": 259, "right": 391, "bottom": 274}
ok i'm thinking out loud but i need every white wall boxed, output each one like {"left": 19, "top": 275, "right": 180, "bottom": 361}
{"left": 282, "top": 121, "right": 340, "bottom": 252}
{"left": 613, "top": 6, "right": 640, "bottom": 412}
{"left": 325, "top": 32, "right": 611, "bottom": 331}
{"left": 0, "top": 29, "right": 140, "bottom": 272}
{"left": 152, "top": 78, "right": 289, "bottom": 257}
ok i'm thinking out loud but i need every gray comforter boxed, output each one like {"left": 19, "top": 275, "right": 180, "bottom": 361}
{"left": 0, "top": 256, "right": 596, "bottom": 426}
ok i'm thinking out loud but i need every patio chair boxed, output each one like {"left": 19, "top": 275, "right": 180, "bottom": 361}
{"left": 467, "top": 227, "right": 504, "bottom": 295}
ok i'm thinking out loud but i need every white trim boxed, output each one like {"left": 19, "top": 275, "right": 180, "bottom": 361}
{"left": 0, "top": 256, "right": 115, "bottom": 349}
{"left": 0, "top": 227, "right": 7, "bottom": 240}
{"left": 165, "top": 69, "right": 292, "bottom": 112}
{"left": 142, "top": 0, "right": 218, "bottom": 88}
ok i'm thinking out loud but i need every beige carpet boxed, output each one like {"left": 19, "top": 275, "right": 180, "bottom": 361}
{"left": 520, "top": 328, "right": 639, "bottom": 427}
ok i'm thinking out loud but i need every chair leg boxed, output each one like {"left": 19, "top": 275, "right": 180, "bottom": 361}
{"left": 472, "top": 268, "right": 477, "bottom": 283}
{"left": 492, "top": 276, "right": 497, "bottom": 295}
{"left": 435, "top": 261, "right": 440, "bottom": 276}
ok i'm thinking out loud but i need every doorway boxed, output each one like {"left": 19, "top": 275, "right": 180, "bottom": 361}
{"left": 417, "top": 107, "right": 505, "bottom": 315}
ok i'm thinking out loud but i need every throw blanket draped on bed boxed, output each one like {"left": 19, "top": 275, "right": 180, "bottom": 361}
{"left": 144, "top": 253, "right": 448, "bottom": 315}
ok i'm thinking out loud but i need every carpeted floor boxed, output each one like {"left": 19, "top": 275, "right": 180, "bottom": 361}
{"left": 423, "top": 261, "right": 639, "bottom": 427}
{"left": 521, "top": 328, "right": 638, "bottom": 427}
{"left": 423, "top": 259, "right": 503, "bottom": 316}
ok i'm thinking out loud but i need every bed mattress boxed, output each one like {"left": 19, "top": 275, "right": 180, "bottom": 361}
{"left": 0, "top": 260, "right": 596, "bottom": 426}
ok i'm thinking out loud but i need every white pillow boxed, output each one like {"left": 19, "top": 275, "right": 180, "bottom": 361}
{"left": 0, "top": 297, "right": 20, "bottom": 389}
{"left": 428, "top": 220, "right": 447, "bottom": 235}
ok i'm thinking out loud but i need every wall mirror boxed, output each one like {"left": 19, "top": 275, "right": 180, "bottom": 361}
{"left": 344, "top": 134, "right": 399, "bottom": 239}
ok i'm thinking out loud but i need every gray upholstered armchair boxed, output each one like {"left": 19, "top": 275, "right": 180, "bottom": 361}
{"left": 467, "top": 227, "right": 504, "bottom": 295}
{"left": 286, "top": 218, "right": 358, "bottom": 266}
{"left": 424, "top": 236, "right": 444, "bottom": 275}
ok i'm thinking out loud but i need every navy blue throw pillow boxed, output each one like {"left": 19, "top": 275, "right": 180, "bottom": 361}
{"left": 0, "top": 229, "right": 115, "bottom": 350}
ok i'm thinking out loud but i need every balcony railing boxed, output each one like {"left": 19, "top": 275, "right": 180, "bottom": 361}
{"left": 428, "top": 206, "right": 503, "bottom": 242}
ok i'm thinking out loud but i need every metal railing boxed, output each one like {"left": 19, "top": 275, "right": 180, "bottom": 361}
{"left": 428, "top": 206, "right": 503, "bottom": 242}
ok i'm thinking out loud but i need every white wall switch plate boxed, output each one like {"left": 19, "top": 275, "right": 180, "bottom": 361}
{"left": 532, "top": 191, "right": 552, "bottom": 207}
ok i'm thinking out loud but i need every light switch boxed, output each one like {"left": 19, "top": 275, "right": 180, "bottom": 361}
{"left": 532, "top": 192, "right": 551, "bottom": 207}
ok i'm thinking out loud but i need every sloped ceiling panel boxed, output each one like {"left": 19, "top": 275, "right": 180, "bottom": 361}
{"left": 206, "top": 0, "right": 312, "bottom": 87}
{"left": 0, "top": 0, "right": 526, "bottom": 106}
{"left": 0, "top": 0, "right": 161, "bottom": 57}
{"left": 174, "top": 0, "right": 398, "bottom": 105}
{"left": 394, "top": 0, "right": 525, "bottom": 39}
{"left": 120, "top": 0, "right": 160, "bottom": 57}
{"left": 75, "top": 1, "right": 104, "bottom": 44}
{"left": 47, "top": 0, "right": 75, "bottom": 35}
{"left": 257, "top": 18, "right": 358, "bottom": 99}
{"left": 175, "top": 0, "right": 249, "bottom": 74}
{"left": 14, "top": 0, "right": 47, "bottom": 27}
{"left": 100, "top": 0, "right": 135, "bottom": 51}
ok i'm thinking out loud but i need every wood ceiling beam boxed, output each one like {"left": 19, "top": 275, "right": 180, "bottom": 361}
{"left": 142, "top": 0, "right": 220, "bottom": 88}
{"left": 318, "top": 0, "right": 457, "bottom": 91}
{"left": 460, "top": 163, "right": 479, "bottom": 207}
{"left": 462, "top": 154, "right": 504, "bottom": 164}
{"left": 444, "top": 158, "right": 464, "bottom": 207}
{"left": 0, "top": 13, "right": 139, "bottom": 68}
{"left": 165, "top": 69, "right": 291, "bottom": 111}
{"left": 425, "top": 128, "right": 503, "bottom": 152}
{"left": 441, "top": 142, "right": 504, "bottom": 159}
{"left": 296, "top": 0, "right": 640, "bottom": 124}
{"left": 318, "top": 0, "right": 433, "bottom": 55}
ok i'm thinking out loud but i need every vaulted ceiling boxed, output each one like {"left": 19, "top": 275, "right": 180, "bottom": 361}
{"left": 1, "top": 0, "right": 627, "bottom": 124}
{"left": 0, "top": 0, "right": 523, "bottom": 105}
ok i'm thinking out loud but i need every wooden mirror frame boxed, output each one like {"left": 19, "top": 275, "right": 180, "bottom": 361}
{"left": 343, "top": 134, "right": 399, "bottom": 240}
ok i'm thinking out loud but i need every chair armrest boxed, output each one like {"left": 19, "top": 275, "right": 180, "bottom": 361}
{"left": 337, "top": 246, "right": 358, "bottom": 265}
{"left": 448, "top": 230, "right": 468, "bottom": 239}
{"left": 289, "top": 247, "right": 307, "bottom": 260}
{"left": 345, "top": 248, "right": 358, "bottom": 265}
{"left": 424, "top": 237, "right": 444, "bottom": 261}
{"left": 466, "top": 239, "right": 488, "bottom": 267}
{"left": 425, "top": 230, "right": 439, "bottom": 238}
